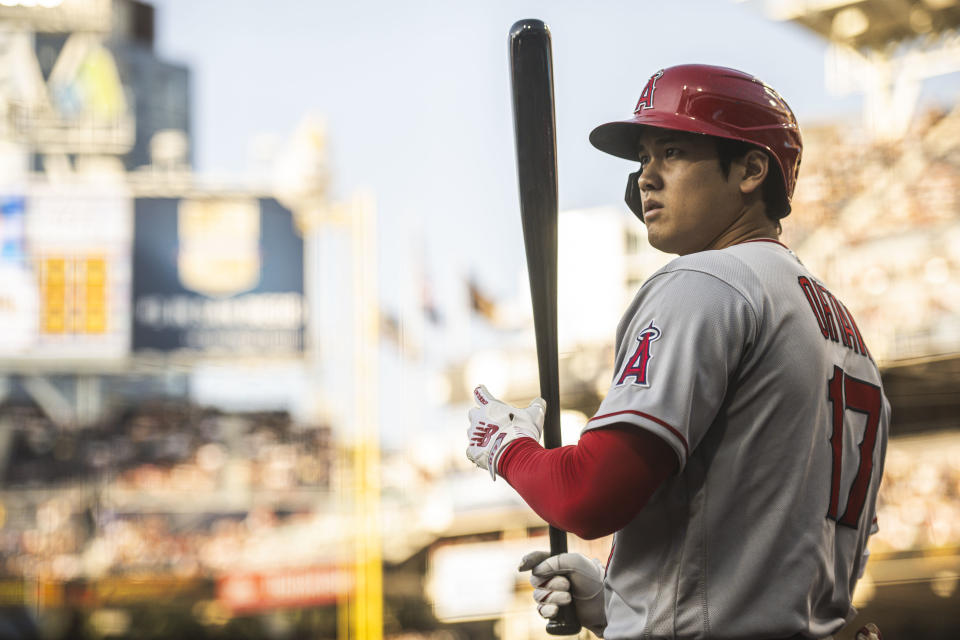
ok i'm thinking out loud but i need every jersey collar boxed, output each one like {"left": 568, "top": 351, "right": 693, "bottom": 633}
{"left": 737, "top": 238, "right": 791, "bottom": 250}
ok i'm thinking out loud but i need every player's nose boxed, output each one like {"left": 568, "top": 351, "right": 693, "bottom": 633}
{"left": 638, "top": 162, "right": 662, "bottom": 191}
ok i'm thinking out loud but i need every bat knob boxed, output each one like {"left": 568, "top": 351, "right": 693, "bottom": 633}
{"left": 546, "top": 605, "right": 581, "bottom": 636}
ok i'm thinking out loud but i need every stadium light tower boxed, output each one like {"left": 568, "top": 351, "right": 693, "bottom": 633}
{"left": 760, "top": 0, "right": 960, "bottom": 140}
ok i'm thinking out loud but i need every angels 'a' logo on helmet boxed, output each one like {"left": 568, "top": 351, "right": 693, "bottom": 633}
{"left": 617, "top": 322, "right": 662, "bottom": 387}
{"left": 634, "top": 70, "right": 664, "bottom": 112}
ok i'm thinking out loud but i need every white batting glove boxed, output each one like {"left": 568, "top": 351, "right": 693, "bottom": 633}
{"left": 465, "top": 385, "right": 545, "bottom": 480}
{"left": 519, "top": 551, "right": 606, "bottom": 637}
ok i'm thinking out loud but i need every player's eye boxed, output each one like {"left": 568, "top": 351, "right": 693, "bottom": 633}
{"left": 638, "top": 155, "right": 650, "bottom": 169}
{"left": 665, "top": 147, "right": 681, "bottom": 158}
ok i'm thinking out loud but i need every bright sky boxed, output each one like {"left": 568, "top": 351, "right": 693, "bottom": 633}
{"left": 149, "top": 0, "right": 860, "bottom": 306}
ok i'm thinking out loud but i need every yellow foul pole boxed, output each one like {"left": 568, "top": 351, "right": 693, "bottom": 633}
{"left": 350, "top": 192, "right": 382, "bottom": 640}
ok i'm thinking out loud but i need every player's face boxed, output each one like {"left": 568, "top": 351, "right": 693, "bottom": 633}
{"left": 634, "top": 130, "right": 744, "bottom": 255}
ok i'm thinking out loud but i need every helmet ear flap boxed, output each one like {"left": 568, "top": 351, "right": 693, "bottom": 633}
{"left": 625, "top": 170, "right": 644, "bottom": 222}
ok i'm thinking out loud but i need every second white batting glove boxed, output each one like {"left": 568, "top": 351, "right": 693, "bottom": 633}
{"left": 465, "top": 384, "right": 545, "bottom": 480}
{"left": 519, "top": 550, "right": 607, "bottom": 637}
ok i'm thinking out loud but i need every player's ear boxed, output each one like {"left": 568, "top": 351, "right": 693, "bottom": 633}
{"left": 739, "top": 149, "right": 769, "bottom": 196}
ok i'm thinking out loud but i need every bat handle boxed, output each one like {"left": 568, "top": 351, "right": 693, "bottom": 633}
{"left": 546, "top": 605, "right": 582, "bottom": 636}
{"left": 545, "top": 525, "right": 582, "bottom": 635}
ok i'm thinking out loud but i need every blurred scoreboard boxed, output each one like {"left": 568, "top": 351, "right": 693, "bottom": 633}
{"left": 0, "top": 188, "right": 305, "bottom": 368}
{"left": 0, "top": 183, "right": 131, "bottom": 364}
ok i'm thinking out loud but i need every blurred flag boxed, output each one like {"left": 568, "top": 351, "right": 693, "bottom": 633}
{"left": 379, "top": 308, "right": 421, "bottom": 360}
{"left": 379, "top": 309, "right": 402, "bottom": 348}
{"left": 468, "top": 275, "right": 497, "bottom": 323}
{"left": 415, "top": 240, "right": 442, "bottom": 326}
{"left": 422, "top": 278, "right": 442, "bottom": 325}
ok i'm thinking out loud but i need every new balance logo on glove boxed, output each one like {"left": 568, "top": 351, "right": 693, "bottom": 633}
{"left": 470, "top": 422, "right": 501, "bottom": 447}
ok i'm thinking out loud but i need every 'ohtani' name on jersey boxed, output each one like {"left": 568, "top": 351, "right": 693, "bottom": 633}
{"left": 797, "top": 276, "right": 871, "bottom": 359}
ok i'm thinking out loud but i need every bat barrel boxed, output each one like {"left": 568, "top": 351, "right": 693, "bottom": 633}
{"left": 509, "top": 19, "right": 561, "bottom": 450}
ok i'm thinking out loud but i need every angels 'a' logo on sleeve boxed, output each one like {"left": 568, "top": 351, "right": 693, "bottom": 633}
{"left": 616, "top": 322, "right": 661, "bottom": 387}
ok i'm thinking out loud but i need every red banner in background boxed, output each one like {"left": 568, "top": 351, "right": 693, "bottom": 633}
{"left": 217, "top": 566, "right": 352, "bottom": 613}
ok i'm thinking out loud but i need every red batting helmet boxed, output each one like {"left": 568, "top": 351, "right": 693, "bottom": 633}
{"left": 590, "top": 64, "right": 802, "bottom": 214}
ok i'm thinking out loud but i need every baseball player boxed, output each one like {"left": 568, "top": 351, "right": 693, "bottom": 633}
{"left": 466, "top": 64, "right": 890, "bottom": 639}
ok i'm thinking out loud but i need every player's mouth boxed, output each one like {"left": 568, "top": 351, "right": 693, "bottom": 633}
{"left": 643, "top": 199, "right": 664, "bottom": 220}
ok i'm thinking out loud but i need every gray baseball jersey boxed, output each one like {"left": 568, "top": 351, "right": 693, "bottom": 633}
{"left": 584, "top": 239, "right": 890, "bottom": 640}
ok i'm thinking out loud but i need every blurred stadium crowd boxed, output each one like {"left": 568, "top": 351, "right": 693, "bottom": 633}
{"left": 0, "top": 402, "right": 334, "bottom": 581}
{"left": 789, "top": 105, "right": 960, "bottom": 239}
{"left": 2, "top": 408, "right": 957, "bottom": 580}
{"left": 875, "top": 437, "right": 960, "bottom": 553}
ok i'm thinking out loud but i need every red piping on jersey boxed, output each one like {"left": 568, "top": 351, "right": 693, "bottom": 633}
{"left": 498, "top": 428, "right": 675, "bottom": 540}
{"left": 588, "top": 410, "right": 689, "bottom": 458}
{"left": 739, "top": 238, "right": 790, "bottom": 249}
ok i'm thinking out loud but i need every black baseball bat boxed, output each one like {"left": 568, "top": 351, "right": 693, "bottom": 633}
{"left": 509, "top": 18, "right": 581, "bottom": 636}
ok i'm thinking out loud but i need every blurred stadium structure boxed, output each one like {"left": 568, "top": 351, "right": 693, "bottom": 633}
{"left": 0, "top": 1, "right": 384, "bottom": 638}
{"left": 0, "top": 1, "right": 957, "bottom": 639}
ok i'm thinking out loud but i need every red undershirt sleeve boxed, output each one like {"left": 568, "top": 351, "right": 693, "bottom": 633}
{"left": 497, "top": 426, "right": 677, "bottom": 540}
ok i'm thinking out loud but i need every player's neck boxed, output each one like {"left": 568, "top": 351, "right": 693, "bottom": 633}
{"left": 702, "top": 203, "right": 778, "bottom": 253}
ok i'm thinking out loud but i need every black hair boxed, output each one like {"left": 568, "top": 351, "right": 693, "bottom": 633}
{"left": 714, "top": 137, "right": 790, "bottom": 222}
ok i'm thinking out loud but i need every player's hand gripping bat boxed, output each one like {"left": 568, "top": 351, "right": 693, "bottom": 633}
{"left": 509, "top": 18, "right": 581, "bottom": 636}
